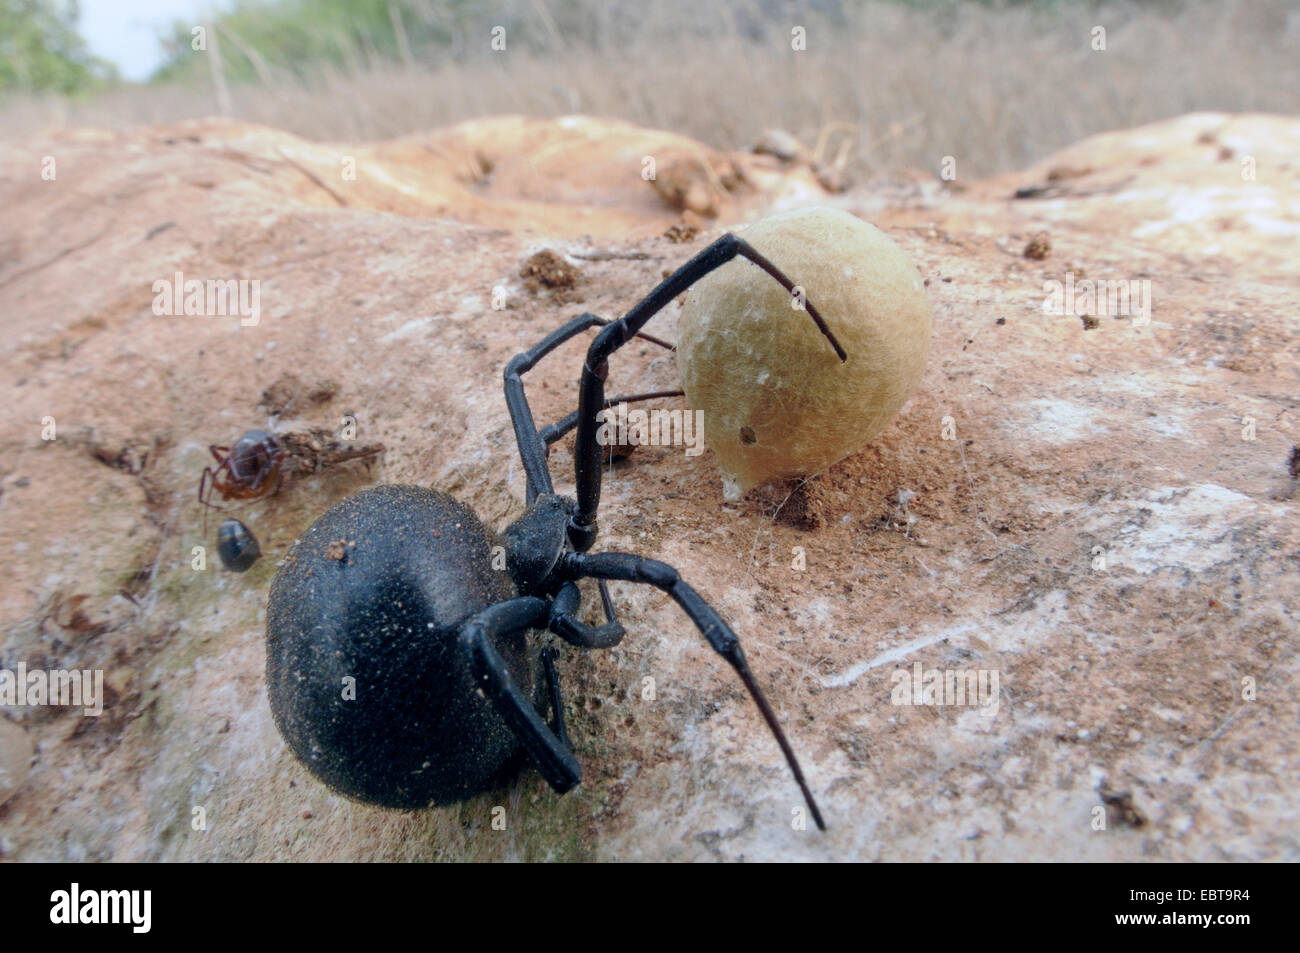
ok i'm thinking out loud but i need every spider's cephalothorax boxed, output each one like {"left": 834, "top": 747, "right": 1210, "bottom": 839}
{"left": 266, "top": 233, "right": 845, "bottom": 827}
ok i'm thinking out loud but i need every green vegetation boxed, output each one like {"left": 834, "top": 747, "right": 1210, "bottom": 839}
{"left": 152, "top": 0, "right": 504, "bottom": 84}
{"left": 0, "top": 0, "right": 116, "bottom": 95}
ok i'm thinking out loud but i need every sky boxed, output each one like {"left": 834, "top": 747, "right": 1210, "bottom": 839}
{"left": 79, "top": 0, "right": 229, "bottom": 82}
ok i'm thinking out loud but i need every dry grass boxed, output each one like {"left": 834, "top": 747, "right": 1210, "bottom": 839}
{"left": 3, "top": 0, "right": 1298, "bottom": 178}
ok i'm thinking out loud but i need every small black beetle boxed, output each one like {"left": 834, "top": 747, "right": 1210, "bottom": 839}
{"left": 266, "top": 234, "right": 845, "bottom": 827}
{"left": 217, "top": 518, "right": 261, "bottom": 572}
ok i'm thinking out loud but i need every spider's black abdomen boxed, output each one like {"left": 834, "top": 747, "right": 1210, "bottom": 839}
{"left": 266, "top": 484, "right": 534, "bottom": 808}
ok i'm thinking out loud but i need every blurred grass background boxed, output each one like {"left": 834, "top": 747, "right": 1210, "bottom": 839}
{"left": 2, "top": 0, "right": 1298, "bottom": 178}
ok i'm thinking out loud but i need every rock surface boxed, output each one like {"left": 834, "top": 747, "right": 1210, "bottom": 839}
{"left": 0, "top": 718, "right": 33, "bottom": 810}
{"left": 0, "top": 112, "right": 1296, "bottom": 861}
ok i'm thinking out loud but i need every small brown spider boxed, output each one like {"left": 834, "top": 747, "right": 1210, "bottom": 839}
{"left": 199, "top": 428, "right": 385, "bottom": 531}
{"left": 199, "top": 429, "right": 286, "bottom": 531}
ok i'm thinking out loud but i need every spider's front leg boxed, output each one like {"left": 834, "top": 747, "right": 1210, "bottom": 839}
{"left": 568, "top": 234, "right": 846, "bottom": 551}
{"left": 503, "top": 315, "right": 676, "bottom": 507}
{"left": 504, "top": 313, "right": 610, "bottom": 506}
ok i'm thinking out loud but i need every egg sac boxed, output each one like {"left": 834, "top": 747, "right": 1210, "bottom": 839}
{"left": 677, "top": 206, "right": 931, "bottom": 497}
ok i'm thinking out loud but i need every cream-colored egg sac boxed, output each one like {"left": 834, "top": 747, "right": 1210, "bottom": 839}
{"left": 677, "top": 206, "right": 931, "bottom": 498}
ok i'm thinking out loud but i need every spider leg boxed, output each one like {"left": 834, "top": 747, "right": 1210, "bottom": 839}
{"left": 538, "top": 645, "right": 570, "bottom": 751}
{"left": 198, "top": 466, "right": 224, "bottom": 535}
{"left": 209, "top": 445, "right": 229, "bottom": 462}
{"left": 199, "top": 467, "right": 213, "bottom": 507}
{"left": 538, "top": 389, "right": 684, "bottom": 447}
{"left": 569, "top": 234, "right": 847, "bottom": 551}
{"left": 459, "top": 596, "right": 581, "bottom": 793}
{"left": 562, "top": 550, "right": 826, "bottom": 831}
{"left": 505, "top": 315, "right": 677, "bottom": 506}
{"left": 597, "top": 579, "right": 619, "bottom": 627}
{"left": 547, "top": 581, "right": 625, "bottom": 648}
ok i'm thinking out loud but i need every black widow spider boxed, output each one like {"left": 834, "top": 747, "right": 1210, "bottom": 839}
{"left": 266, "top": 233, "right": 846, "bottom": 830}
